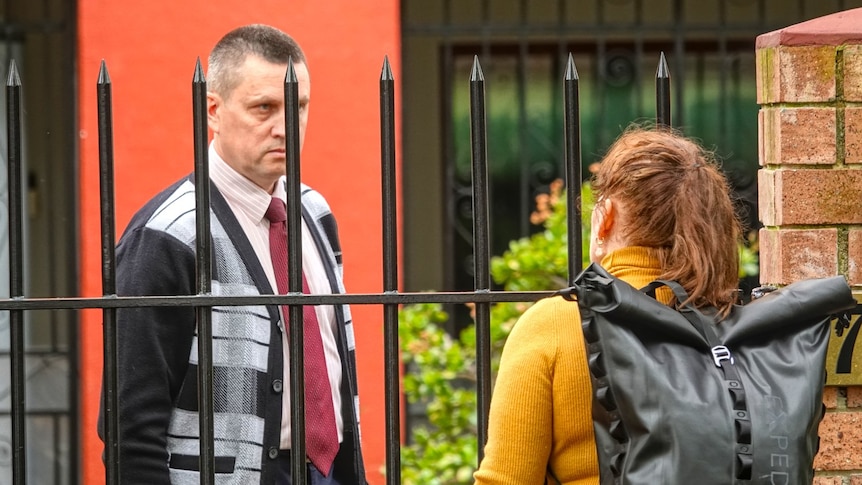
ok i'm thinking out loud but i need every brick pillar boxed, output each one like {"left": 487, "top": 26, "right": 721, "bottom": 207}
{"left": 757, "top": 8, "right": 862, "bottom": 484}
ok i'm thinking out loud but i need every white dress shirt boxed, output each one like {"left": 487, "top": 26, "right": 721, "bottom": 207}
{"left": 208, "top": 143, "right": 344, "bottom": 449}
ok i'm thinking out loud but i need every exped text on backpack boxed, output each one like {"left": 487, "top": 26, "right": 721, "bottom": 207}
{"left": 565, "top": 263, "right": 856, "bottom": 485}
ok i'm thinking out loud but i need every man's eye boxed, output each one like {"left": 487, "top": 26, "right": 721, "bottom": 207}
{"left": 257, "top": 104, "right": 271, "bottom": 112}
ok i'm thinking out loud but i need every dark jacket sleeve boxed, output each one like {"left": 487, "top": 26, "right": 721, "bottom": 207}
{"left": 98, "top": 225, "right": 196, "bottom": 484}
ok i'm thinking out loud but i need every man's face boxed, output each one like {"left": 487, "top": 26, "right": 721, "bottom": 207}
{"left": 207, "top": 55, "right": 311, "bottom": 192}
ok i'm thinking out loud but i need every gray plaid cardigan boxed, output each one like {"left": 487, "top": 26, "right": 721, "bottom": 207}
{"left": 100, "top": 176, "right": 366, "bottom": 484}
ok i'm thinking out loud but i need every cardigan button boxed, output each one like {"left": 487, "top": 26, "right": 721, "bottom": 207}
{"left": 268, "top": 447, "right": 279, "bottom": 460}
{"left": 272, "top": 379, "right": 283, "bottom": 393}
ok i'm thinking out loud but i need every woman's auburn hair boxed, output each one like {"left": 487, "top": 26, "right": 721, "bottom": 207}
{"left": 592, "top": 126, "right": 742, "bottom": 317}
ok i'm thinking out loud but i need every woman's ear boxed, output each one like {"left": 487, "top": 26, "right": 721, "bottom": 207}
{"left": 597, "top": 197, "right": 615, "bottom": 240}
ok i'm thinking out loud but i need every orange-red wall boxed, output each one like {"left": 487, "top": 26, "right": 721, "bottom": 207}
{"left": 78, "top": 2, "right": 401, "bottom": 484}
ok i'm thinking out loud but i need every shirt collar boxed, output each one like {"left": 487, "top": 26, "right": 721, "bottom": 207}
{"left": 208, "top": 142, "right": 286, "bottom": 224}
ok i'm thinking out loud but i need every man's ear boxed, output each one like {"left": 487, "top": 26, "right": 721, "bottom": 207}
{"left": 207, "top": 92, "right": 221, "bottom": 134}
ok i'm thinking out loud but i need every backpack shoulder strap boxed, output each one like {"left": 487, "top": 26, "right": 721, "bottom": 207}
{"left": 640, "top": 279, "right": 724, "bottom": 350}
{"left": 642, "top": 278, "right": 755, "bottom": 478}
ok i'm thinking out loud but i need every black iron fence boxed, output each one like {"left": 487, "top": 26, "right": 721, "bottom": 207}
{"left": 0, "top": 50, "right": 859, "bottom": 485}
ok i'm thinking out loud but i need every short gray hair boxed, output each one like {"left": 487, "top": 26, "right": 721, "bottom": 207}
{"left": 207, "top": 24, "right": 306, "bottom": 96}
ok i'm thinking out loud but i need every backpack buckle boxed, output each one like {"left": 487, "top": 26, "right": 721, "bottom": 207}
{"left": 711, "top": 345, "right": 734, "bottom": 367}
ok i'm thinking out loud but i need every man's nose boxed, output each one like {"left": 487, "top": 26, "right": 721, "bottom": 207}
{"left": 272, "top": 110, "right": 286, "bottom": 137}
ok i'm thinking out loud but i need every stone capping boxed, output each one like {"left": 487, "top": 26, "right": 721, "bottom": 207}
{"left": 756, "top": 7, "right": 862, "bottom": 48}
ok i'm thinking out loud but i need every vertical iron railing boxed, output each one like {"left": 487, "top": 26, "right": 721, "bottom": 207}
{"left": 468, "top": 56, "right": 493, "bottom": 462}
{"left": 564, "top": 53, "right": 583, "bottom": 284}
{"left": 284, "top": 58, "right": 309, "bottom": 485}
{"left": 379, "top": 56, "right": 401, "bottom": 485}
{"left": 96, "top": 60, "right": 120, "bottom": 485}
{"left": 191, "top": 58, "right": 215, "bottom": 485}
{"left": 6, "top": 59, "right": 25, "bottom": 485}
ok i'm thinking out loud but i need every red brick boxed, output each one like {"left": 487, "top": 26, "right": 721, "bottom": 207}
{"left": 759, "top": 108, "right": 777, "bottom": 166}
{"left": 761, "top": 108, "right": 837, "bottom": 165}
{"left": 759, "top": 107, "right": 836, "bottom": 165}
{"left": 845, "top": 107, "right": 862, "bottom": 164}
{"left": 759, "top": 228, "right": 779, "bottom": 282}
{"left": 851, "top": 475, "right": 862, "bottom": 485}
{"left": 848, "top": 387, "right": 862, "bottom": 409}
{"left": 823, "top": 387, "right": 840, "bottom": 410}
{"left": 758, "top": 108, "right": 767, "bottom": 166}
{"left": 814, "top": 476, "right": 843, "bottom": 485}
{"left": 770, "top": 45, "right": 837, "bottom": 103}
{"left": 757, "top": 169, "right": 776, "bottom": 226}
{"left": 760, "top": 169, "right": 862, "bottom": 225}
{"left": 759, "top": 228, "right": 839, "bottom": 285}
{"left": 815, "top": 411, "right": 862, "bottom": 470}
{"left": 844, "top": 44, "right": 862, "bottom": 102}
{"left": 850, "top": 230, "right": 862, "bottom": 286}
{"left": 757, "top": 47, "right": 781, "bottom": 104}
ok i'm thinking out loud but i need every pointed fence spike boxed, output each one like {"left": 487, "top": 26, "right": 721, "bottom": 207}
{"left": 470, "top": 55, "right": 484, "bottom": 82}
{"left": 381, "top": 55, "right": 393, "bottom": 81}
{"left": 285, "top": 56, "right": 297, "bottom": 83}
{"left": 656, "top": 51, "right": 670, "bottom": 79}
{"left": 565, "top": 53, "right": 579, "bottom": 81}
{"left": 655, "top": 52, "right": 672, "bottom": 128}
{"left": 98, "top": 59, "right": 111, "bottom": 84}
{"left": 193, "top": 57, "right": 206, "bottom": 83}
{"left": 7, "top": 59, "right": 20, "bottom": 86}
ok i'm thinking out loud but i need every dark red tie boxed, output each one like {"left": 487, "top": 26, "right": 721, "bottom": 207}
{"left": 264, "top": 197, "right": 339, "bottom": 475}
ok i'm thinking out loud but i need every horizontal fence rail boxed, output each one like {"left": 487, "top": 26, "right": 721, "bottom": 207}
{"left": 4, "top": 290, "right": 860, "bottom": 310}
{"left": 0, "top": 291, "right": 558, "bottom": 309}
{"left": 1, "top": 51, "right": 860, "bottom": 485}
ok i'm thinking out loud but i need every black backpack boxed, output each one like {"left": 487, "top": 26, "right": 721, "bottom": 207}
{"left": 564, "top": 263, "right": 856, "bottom": 485}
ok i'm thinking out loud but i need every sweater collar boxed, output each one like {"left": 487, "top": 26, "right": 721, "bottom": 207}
{"left": 600, "top": 246, "right": 672, "bottom": 303}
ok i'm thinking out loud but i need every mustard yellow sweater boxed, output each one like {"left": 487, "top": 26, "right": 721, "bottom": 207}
{"left": 474, "top": 247, "right": 669, "bottom": 485}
